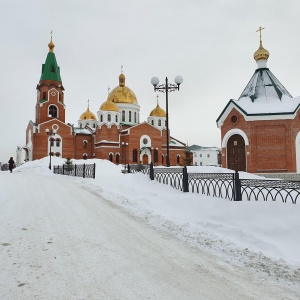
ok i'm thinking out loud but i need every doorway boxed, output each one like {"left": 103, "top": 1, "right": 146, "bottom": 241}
{"left": 227, "top": 134, "right": 246, "bottom": 171}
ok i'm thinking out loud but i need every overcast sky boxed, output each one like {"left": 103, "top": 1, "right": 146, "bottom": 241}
{"left": 1, "top": 0, "right": 300, "bottom": 163}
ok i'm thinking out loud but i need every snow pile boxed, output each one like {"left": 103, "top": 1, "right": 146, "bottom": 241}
{"left": 12, "top": 158, "right": 300, "bottom": 275}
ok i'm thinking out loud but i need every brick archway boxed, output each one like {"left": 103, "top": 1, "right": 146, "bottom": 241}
{"left": 227, "top": 134, "right": 246, "bottom": 171}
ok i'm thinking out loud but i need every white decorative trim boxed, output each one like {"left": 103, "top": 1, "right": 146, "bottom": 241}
{"left": 221, "top": 129, "right": 249, "bottom": 148}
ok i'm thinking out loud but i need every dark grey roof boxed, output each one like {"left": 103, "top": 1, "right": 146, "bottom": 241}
{"left": 239, "top": 68, "right": 292, "bottom": 102}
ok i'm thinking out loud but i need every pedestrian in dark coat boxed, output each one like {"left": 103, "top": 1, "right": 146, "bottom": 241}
{"left": 8, "top": 157, "right": 15, "bottom": 173}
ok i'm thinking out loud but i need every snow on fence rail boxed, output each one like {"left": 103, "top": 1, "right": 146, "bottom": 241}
{"left": 128, "top": 164, "right": 300, "bottom": 204}
{"left": 53, "top": 163, "right": 96, "bottom": 179}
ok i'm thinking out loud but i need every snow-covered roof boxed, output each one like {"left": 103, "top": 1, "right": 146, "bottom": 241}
{"left": 74, "top": 128, "right": 92, "bottom": 135}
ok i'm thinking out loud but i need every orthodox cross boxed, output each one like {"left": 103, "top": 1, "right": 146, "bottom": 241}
{"left": 256, "top": 26, "right": 265, "bottom": 44}
{"left": 156, "top": 94, "right": 159, "bottom": 105}
{"left": 50, "top": 30, "right": 53, "bottom": 39}
{"left": 108, "top": 86, "right": 110, "bottom": 95}
{"left": 87, "top": 99, "right": 89, "bottom": 108}
{"left": 121, "top": 65, "right": 123, "bottom": 74}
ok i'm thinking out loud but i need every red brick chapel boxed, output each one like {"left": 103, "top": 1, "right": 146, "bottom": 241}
{"left": 17, "top": 38, "right": 187, "bottom": 166}
{"left": 217, "top": 27, "right": 300, "bottom": 173}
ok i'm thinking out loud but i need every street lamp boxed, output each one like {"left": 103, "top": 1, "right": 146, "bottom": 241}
{"left": 122, "top": 142, "right": 128, "bottom": 168}
{"left": 151, "top": 75, "right": 183, "bottom": 167}
{"left": 45, "top": 128, "right": 57, "bottom": 170}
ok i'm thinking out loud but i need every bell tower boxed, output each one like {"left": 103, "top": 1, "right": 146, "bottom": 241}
{"left": 35, "top": 34, "right": 66, "bottom": 125}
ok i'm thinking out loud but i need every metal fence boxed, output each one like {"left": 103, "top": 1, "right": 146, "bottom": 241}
{"left": 127, "top": 163, "right": 300, "bottom": 204}
{"left": 53, "top": 163, "right": 96, "bottom": 179}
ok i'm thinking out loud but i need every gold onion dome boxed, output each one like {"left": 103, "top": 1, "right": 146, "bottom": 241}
{"left": 107, "top": 73, "right": 138, "bottom": 104}
{"left": 100, "top": 99, "right": 119, "bottom": 112}
{"left": 254, "top": 42, "right": 269, "bottom": 61}
{"left": 150, "top": 103, "right": 166, "bottom": 117}
{"left": 79, "top": 107, "right": 96, "bottom": 120}
{"left": 48, "top": 38, "right": 55, "bottom": 52}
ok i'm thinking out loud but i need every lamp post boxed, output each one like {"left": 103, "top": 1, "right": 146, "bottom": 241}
{"left": 45, "top": 128, "right": 56, "bottom": 170}
{"left": 151, "top": 76, "right": 183, "bottom": 167}
{"left": 122, "top": 142, "right": 128, "bottom": 169}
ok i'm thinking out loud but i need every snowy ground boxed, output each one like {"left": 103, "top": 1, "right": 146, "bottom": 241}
{"left": 1, "top": 157, "right": 300, "bottom": 299}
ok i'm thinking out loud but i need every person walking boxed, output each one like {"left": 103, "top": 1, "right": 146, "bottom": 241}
{"left": 8, "top": 157, "right": 15, "bottom": 173}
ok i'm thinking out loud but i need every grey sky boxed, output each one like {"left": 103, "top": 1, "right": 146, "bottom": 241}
{"left": 1, "top": 0, "right": 300, "bottom": 163}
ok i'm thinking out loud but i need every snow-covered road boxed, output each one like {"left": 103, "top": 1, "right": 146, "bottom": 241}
{"left": 0, "top": 172, "right": 299, "bottom": 299}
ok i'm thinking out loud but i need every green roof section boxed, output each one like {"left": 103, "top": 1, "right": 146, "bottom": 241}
{"left": 40, "top": 52, "right": 62, "bottom": 82}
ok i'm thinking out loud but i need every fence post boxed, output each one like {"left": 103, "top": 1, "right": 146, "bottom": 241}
{"left": 150, "top": 162, "right": 154, "bottom": 180}
{"left": 93, "top": 163, "right": 96, "bottom": 179}
{"left": 234, "top": 171, "right": 242, "bottom": 201}
{"left": 183, "top": 166, "right": 189, "bottom": 192}
{"left": 83, "top": 164, "right": 86, "bottom": 178}
{"left": 75, "top": 164, "right": 77, "bottom": 177}
{"left": 63, "top": 164, "right": 65, "bottom": 175}
{"left": 57, "top": 165, "right": 59, "bottom": 174}
{"left": 127, "top": 164, "right": 130, "bottom": 173}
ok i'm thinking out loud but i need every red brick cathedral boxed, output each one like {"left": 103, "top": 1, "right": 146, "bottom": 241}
{"left": 17, "top": 38, "right": 187, "bottom": 166}
{"left": 217, "top": 28, "right": 300, "bottom": 173}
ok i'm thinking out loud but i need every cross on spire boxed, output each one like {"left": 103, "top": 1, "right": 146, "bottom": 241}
{"left": 156, "top": 94, "right": 159, "bottom": 105}
{"left": 50, "top": 30, "right": 53, "bottom": 40}
{"left": 87, "top": 99, "right": 89, "bottom": 108}
{"left": 121, "top": 65, "right": 123, "bottom": 74}
{"left": 256, "top": 26, "right": 265, "bottom": 44}
{"left": 108, "top": 86, "right": 110, "bottom": 95}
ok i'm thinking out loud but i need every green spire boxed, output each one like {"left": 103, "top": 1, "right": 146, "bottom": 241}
{"left": 40, "top": 39, "right": 62, "bottom": 82}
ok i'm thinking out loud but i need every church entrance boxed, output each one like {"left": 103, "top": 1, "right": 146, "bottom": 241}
{"left": 227, "top": 134, "right": 246, "bottom": 171}
{"left": 142, "top": 154, "right": 148, "bottom": 164}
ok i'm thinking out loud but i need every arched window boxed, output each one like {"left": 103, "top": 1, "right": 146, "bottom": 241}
{"left": 151, "top": 120, "right": 154, "bottom": 126}
{"left": 134, "top": 112, "right": 137, "bottom": 123}
{"left": 93, "top": 124, "right": 96, "bottom": 128}
{"left": 116, "top": 153, "right": 120, "bottom": 164}
{"left": 129, "top": 111, "right": 132, "bottom": 122}
{"left": 109, "top": 153, "right": 113, "bottom": 162}
{"left": 55, "top": 152, "right": 60, "bottom": 157}
{"left": 133, "top": 149, "right": 138, "bottom": 162}
{"left": 79, "top": 123, "right": 82, "bottom": 128}
{"left": 177, "top": 154, "right": 180, "bottom": 165}
{"left": 122, "top": 110, "right": 125, "bottom": 122}
{"left": 158, "top": 119, "right": 161, "bottom": 126}
{"left": 115, "top": 115, "right": 118, "bottom": 122}
{"left": 83, "top": 154, "right": 87, "bottom": 160}
{"left": 100, "top": 114, "right": 103, "bottom": 122}
{"left": 107, "top": 114, "right": 111, "bottom": 122}
{"left": 48, "top": 105, "right": 57, "bottom": 118}
{"left": 43, "top": 92, "right": 47, "bottom": 100}
{"left": 56, "top": 138, "right": 61, "bottom": 147}
{"left": 50, "top": 137, "right": 55, "bottom": 147}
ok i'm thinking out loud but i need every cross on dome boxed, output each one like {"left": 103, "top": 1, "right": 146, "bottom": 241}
{"left": 256, "top": 26, "right": 265, "bottom": 45}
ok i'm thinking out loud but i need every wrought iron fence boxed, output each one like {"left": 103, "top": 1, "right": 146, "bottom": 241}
{"left": 240, "top": 179, "right": 300, "bottom": 204}
{"left": 130, "top": 163, "right": 299, "bottom": 204}
{"left": 53, "top": 163, "right": 96, "bottom": 179}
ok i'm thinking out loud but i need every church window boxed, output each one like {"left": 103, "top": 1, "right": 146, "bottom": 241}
{"left": 122, "top": 110, "right": 125, "bottom": 122}
{"left": 116, "top": 153, "right": 120, "bottom": 164}
{"left": 176, "top": 154, "right": 180, "bottom": 164}
{"left": 80, "top": 123, "right": 82, "bottom": 128}
{"left": 115, "top": 115, "right": 118, "bottom": 122}
{"left": 48, "top": 105, "right": 57, "bottom": 118}
{"left": 55, "top": 152, "right": 60, "bottom": 157}
{"left": 107, "top": 114, "right": 111, "bottom": 122}
{"left": 50, "top": 138, "right": 55, "bottom": 147}
{"left": 43, "top": 92, "right": 47, "bottom": 100}
{"left": 109, "top": 153, "right": 113, "bottom": 162}
{"left": 56, "top": 138, "right": 61, "bottom": 147}
{"left": 100, "top": 114, "right": 103, "bottom": 122}
{"left": 133, "top": 149, "right": 138, "bottom": 162}
{"left": 93, "top": 124, "right": 96, "bottom": 128}
{"left": 151, "top": 120, "right": 154, "bottom": 126}
{"left": 83, "top": 154, "right": 87, "bottom": 160}
{"left": 134, "top": 112, "right": 137, "bottom": 123}
{"left": 158, "top": 119, "right": 161, "bottom": 126}
{"left": 129, "top": 111, "right": 132, "bottom": 122}
{"left": 154, "top": 149, "right": 158, "bottom": 163}
{"left": 231, "top": 115, "right": 238, "bottom": 124}
{"left": 59, "top": 93, "right": 62, "bottom": 102}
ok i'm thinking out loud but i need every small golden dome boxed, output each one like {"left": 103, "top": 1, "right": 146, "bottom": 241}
{"left": 79, "top": 107, "right": 97, "bottom": 120}
{"left": 150, "top": 103, "right": 166, "bottom": 117}
{"left": 254, "top": 42, "right": 269, "bottom": 61}
{"left": 48, "top": 38, "right": 55, "bottom": 53}
{"left": 107, "top": 73, "right": 138, "bottom": 104}
{"left": 100, "top": 99, "right": 119, "bottom": 112}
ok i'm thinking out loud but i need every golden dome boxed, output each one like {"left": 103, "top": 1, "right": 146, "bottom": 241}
{"left": 79, "top": 107, "right": 96, "bottom": 120}
{"left": 100, "top": 99, "right": 119, "bottom": 112}
{"left": 254, "top": 41, "right": 269, "bottom": 61}
{"left": 150, "top": 103, "right": 166, "bottom": 117}
{"left": 48, "top": 38, "right": 55, "bottom": 53}
{"left": 107, "top": 73, "right": 138, "bottom": 104}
